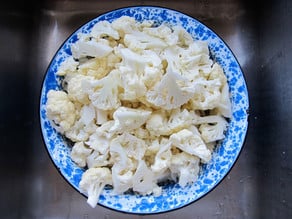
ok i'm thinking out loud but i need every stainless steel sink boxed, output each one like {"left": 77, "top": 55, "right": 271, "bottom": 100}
{"left": 1, "top": 0, "right": 291, "bottom": 218}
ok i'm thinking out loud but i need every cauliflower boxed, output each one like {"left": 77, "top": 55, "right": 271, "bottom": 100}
{"left": 77, "top": 56, "right": 115, "bottom": 79}
{"left": 117, "top": 48, "right": 163, "bottom": 99}
{"left": 132, "top": 160, "right": 160, "bottom": 195}
{"left": 110, "top": 106, "right": 151, "bottom": 132}
{"left": 197, "top": 115, "right": 228, "bottom": 143}
{"left": 169, "top": 152, "right": 200, "bottom": 187}
{"left": 124, "top": 31, "right": 168, "bottom": 51}
{"left": 65, "top": 74, "right": 93, "bottom": 104}
{"left": 56, "top": 56, "right": 79, "bottom": 76}
{"left": 170, "top": 129, "right": 211, "bottom": 163}
{"left": 146, "top": 110, "right": 171, "bottom": 136}
{"left": 110, "top": 133, "right": 147, "bottom": 160}
{"left": 70, "top": 142, "right": 93, "bottom": 167}
{"left": 143, "top": 23, "right": 178, "bottom": 46}
{"left": 146, "top": 70, "right": 195, "bottom": 110}
{"left": 217, "top": 83, "right": 232, "bottom": 118}
{"left": 151, "top": 139, "right": 172, "bottom": 174}
{"left": 86, "top": 150, "right": 110, "bottom": 168}
{"left": 64, "top": 104, "right": 97, "bottom": 142}
{"left": 146, "top": 108, "right": 193, "bottom": 137}
{"left": 90, "top": 20, "right": 120, "bottom": 40}
{"left": 111, "top": 16, "right": 139, "bottom": 36}
{"left": 46, "top": 90, "right": 76, "bottom": 133}
{"left": 83, "top": 69, "right": 122, "bottom": 110}
{"left": 79, "top": 167, "right": 112, "bottom": 208}
{"left": 71, "top": 40, "right": 113, "bottom": 59}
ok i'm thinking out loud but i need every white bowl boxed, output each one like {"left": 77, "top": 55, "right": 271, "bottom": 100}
{"left": 40, "top": 6, "right": 249, "bottom": 214}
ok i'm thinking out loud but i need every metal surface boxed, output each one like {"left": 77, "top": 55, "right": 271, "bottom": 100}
{"left": 0, "top": 0, "right": 291, "bottom": 218}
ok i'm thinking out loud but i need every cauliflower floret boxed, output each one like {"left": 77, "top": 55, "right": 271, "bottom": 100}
{"left": 77, "top": 56, "right": 115, "bottom": 79}
{"left": 172, "top": 25, "right": 194, "bottom": 47}
{"left": 71, "top": 40, "right": 113, "bottom": 59}
{"left": 111, "top": 16, "right": 139, "bottom": 36}
{"left": 110, "top": 136, "right": 138, "bottom": 194}
{"left": 169, "top": 152, "right": 200, "bottom": 187}
{"left": 146, "top": 70, "right": 195, "bottom": 110}
{"left": 82, "top": 69, "right": 122, "bottom": 110}
{"left": 208, "top": 63, "right": 227, "bottom": 85}
{"left": 86, "top": 150, "right": 110, "bottom": 168}
{"left": 190, "top": 78, "right": 222, "bottom": 110}
{"left": 143, "top": 23, "right": 178, "bottom": 46}
{"left": 65, "top": 74, "right": 94, "bottom": 104}
{"left": 151, "top": 138, "right": 172, "bottom": 174}
{"left": 56, "top": 56, "right": 79, "bottom": 76}
{"left": 110, "top": 106, "right": 151, "bottom": 132}
{"left": 79, "top": 167, "right": 112, "bottom": 208}
{"left": 217, "top": 83, "right": 232, "bottom": 118}
{"left": 170, "top": 129, "right": 211, "bottom": 163}
{"left": 124, "top": 31, "right": 168, "bottom": 51}
{"left": 145, "top": 108, "right": 193, "bottom": 137}
{"left": 118, "top": 65, "right": 147, "bottom": 101}
{"left": 196, "top": 115, "right": 228, "bottom": 143}
{"left": 167, "top": 108, "right": 194, "bottom": 132}
{"left": 86, "top": 132, "right": 110, "bottom": 155}
{"left": 146, "top": 110, "right": 171, "bottom": 136}
{"left": 46, "top": 90, "right": 76, "bottom": 133}
{"left": 110, "top": 133, "right": 147, "bottom": 160}
{"left": 117, "top": 48, "right": 163, "bottom": 99}
{"left": 64, "top": 104, "right": 97, "bottom": 142}
{"left": 70, "top": 141, "right": 93, "bottom": 167}
{"left": 91, "top": 20, "right": 120, "bottom": 40}
{"left": 132, "top": 159, "right": 161, "bottom": 196}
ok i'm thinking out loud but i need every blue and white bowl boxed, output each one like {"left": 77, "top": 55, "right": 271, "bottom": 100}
{"left": 40, "top": 6, "right": 249, "bottom": 214}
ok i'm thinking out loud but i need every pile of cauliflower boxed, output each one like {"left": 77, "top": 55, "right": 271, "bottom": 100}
{"left": 46, "top": 16, "right": 232, "bottom": 208}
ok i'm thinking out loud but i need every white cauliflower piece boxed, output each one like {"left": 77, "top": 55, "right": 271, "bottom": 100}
{"left": 110, "top": 137, "right": 137, "bottom": 194}
{"left": 132, "top": 160, "right": 160, "bottom": 195}
{"left": 64, "top": 104, "right": 97, "bottom": 142}
{"left": 56, "top": 56, "right": 79, "bottom": 76}
{"left": 124, "top": 31, "right": 168, "bottom": 51}
{"left": 117, "top": 48, "right": 162, "bottom": 99}
{"left": 86, "top": 132, "right": 110, "bottom": 155}
{"left": 77, "top": 56, "right": 116, "bottom": 79}
{"left": 146, "top": 70, "right": 195, "bottom": 110}
{"left": 110, "top": 133, "right": 147, "bottom": 160}
{"left": 110, "top": 106, "right": 151, "bottom": 132}
{"left": 118, "top": 65, "right": 147, "bottom": 101}
{"left": 111, "top": 16, "right": 139, "bottom": 35}
{"left": 70, "top": 142, "right": 93, "bottom": 167}
{"left": 46, "top": 90, "right": 76, "bottom": 133}
{"left": 143, "top": 23, "right": 178, "bottom": 46}
{"left": 169, "top": 152, "right": 200, "bottom": 187}
{"left": 79, "top": 167, "right": 112, "bottom": 208}
{"left": 170, "top": 129, "right": 211, "bottom": 163}
{"left": 86, "top": 150, "right": 110, "bottom": 168}
{"left": 82, "top": 69, "right": 122, "bottom": 110}
{"left": 71, "top": 40, "right": 113, "bottom": 59}
{"left": 91, "top": 20, "right": 120, "bottom": 40}
{"left": 65, "top": 74, "right": 94, "bottom": 104}
{"left": 145, "top": 110, "right": 171, "bottom": 136}
{"left": 167, "top": 108, "right": 194, "bottom": 132}
{"left": 217, "top": 83, "right": 232, "bottom": 118}
{"left": 196, "top": 115, "right": 228, "bottom": 143}
{"left": 151, "top": 139, "right": 172, "bottom": 174}
{"left": 172, "top": 25, "right": 194, "bottom": 47}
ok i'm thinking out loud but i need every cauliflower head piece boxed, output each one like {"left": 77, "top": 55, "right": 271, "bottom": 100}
{"left": 79, "top": 167, "right": 112, "bottom": 208}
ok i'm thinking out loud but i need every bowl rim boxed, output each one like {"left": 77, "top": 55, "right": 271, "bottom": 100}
{"left": 39, "top": 5, "right": 250, "bottom": 215}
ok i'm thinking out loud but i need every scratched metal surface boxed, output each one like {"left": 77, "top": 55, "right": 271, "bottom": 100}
{"left": 0, "top": 0, "right": 291, "bottom": 218}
